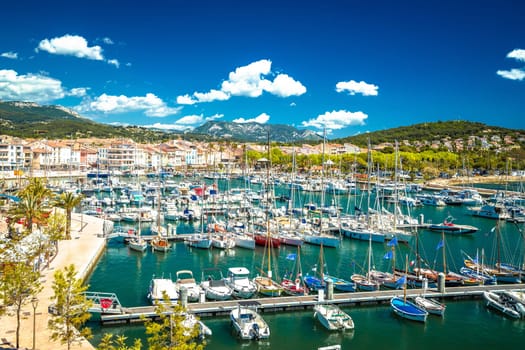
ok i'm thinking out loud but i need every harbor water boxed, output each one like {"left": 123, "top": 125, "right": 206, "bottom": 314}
{"left": 85, "top": 178, "right": 525, "bottom": 349}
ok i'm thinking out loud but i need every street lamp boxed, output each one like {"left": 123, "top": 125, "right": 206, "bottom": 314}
{"left": 31, "top": 297, "right": 38, "bottom": 350}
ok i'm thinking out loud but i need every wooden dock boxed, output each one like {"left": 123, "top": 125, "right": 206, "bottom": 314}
{"left": 97, "top": 283, "right": 525, "bottom": 325}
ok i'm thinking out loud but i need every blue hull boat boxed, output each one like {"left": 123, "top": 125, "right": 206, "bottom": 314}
{"left": 390, "top": 296, "right": 428, "bottom": 322}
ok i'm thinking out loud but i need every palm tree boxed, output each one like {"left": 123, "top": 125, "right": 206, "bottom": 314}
{"left": 54, "top": 192, "right": 84, "bottom": 240}
{"left": 10, "top": 177, "right": 53, "bottom": 233}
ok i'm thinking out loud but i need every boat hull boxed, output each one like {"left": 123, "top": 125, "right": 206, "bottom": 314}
{"left": 390, "top": 297, "right": 428, "bottom": 322}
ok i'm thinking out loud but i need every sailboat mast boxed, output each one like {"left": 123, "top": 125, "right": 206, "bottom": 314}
{"left": 367, "top": 233, "right": 372, "bottom": 282}
{"left": 442, "top": 230, "right": 446, "bottom": 274}
{"left": 393, "top": 140, "right": 399, "bottom": 230}
{"left": 403, "top": 254, "right": 408, "bottom": 303}
{"left": 496, "top": 223, "right": 501, "bottom": 273}
{"left": 416, "top": 230, "right": 420, "bottom": 277}
{"left": 366, "top": 138, "right": 372, "bottom": 226}
{"left": 266, "top": 130, "right": 272, "bottom": 277}
{"left": 320, "top": 128, "right": 326, "bottom": 232}
{"left": 320, "top": 243, "right": 324, "bottom": 283}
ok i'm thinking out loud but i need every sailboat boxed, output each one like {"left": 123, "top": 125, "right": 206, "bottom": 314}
{"left": 412, "top": 231, "right": 465, "bottom": 287}
{"left": 460, "top": 249, "right": 498, "bottom": 285}
{"left": 394, "top": 230, "right": 437, "bottom": 288}
{"left": 252, "top": 132, "right": 283, "bottom": 297}
{"left": 128, "top": 212, "right": 148, "bottom": 252}
{"left": 186, "top": 189, "right": 212, "bottom": 249}
{"left": 390, "top": 255, "right": 428, "bottom": 322}
{"left": 368, "top": 237, "right": 402, "bottom": 289}
{"left": 303, "top": 243, "right": 325, "bottom": 292}
{"left": 281, "top": 247, "right": 308, "bottom": 296}
{"left": 302, "top": 128, "right": 341, "bottom": 248}
{"left": 304, "top": 243, "right": 354, "bottom": 292}
{"left": 151, "top": 190, "right": 170, "bottom": 252}
{"left": 351, "top": 234, "right": 381, "bottom": 291}
{"left": 463, "top": 224, "right": 521, "bottom": 283}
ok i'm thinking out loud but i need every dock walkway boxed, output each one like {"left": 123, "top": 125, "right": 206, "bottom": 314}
{"left": 97, "top": 283, "right": 525, "bottom": 325}
{"left": 0, "top": 213, "right": 105, "bottom": 350}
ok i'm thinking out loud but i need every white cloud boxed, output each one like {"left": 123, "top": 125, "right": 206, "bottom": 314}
{"left": 193, "top": 89, "right": 229, "bottom": 102}
{"left": 290, "top": 102, "right": 296, "bottom": 107}
{"left": 221, "top": 59, "right": 272, "bottom": 97}
{"left": 102, "top": 37, "right": 114, "bottom": 45}
{"left": 81, "top": 93, "right": 181, "bottom": 117}
{"left": 261, "top": 74, "right": 307, "bottom": 97}
{"left": 107, "top": 59, "right": 120, "bottom": 68}
{"left": 0, "top": 69, "right": 66, "bottom": 102}
{"left": 233, "top": 112, "right": 270, "bottom": 124}
{"left": 205, "top": 113, "right": 224, "bottom": 121}
{"left": 336, "top": 80, "right": 379, "bottom": 96}
{"left": 1, "top": 51, "right": 18, "bottom": 59}
{"left": 144, "top": 113, "right": 223, "bottom": 131}
{"left": 37, "top": 34, "right": 104, "bottom": 60}
{"left": 507, "top": 49, "right": 525, "bottom": 62}
{"left": 145, "top": 123, "right": 191, "bottom": 131}
{"left": 177, "top": 59, "right": 306, "bottom": 104}
{"left": 176, "top": 94, "right": 197, "bottom": 105}
{"left": 301, "top": 110, "right": 368, "bottom": 131}
{"left": 69, "top": 87, "right": 88, "bottom": 97}
{"left": 176, "top": 114, "right": 204, "bottom": 125}
{"left": 497, "top": 68, "right": 525, "bottom": 81}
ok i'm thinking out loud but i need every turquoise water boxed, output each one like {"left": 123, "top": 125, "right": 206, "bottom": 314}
{"left": 86, "top": 179, "right": 525, "bottom": 349}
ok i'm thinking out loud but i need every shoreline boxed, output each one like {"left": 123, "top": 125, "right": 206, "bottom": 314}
{"left": 0, "top": 213, "right": 107, "bottom": 350}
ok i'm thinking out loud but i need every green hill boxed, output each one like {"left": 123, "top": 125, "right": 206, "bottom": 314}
{"left": 337, "top": 120, "right": 525, "bottom": 147}
{"left": 0, "top": 101, "right": 173, "bottom": 141}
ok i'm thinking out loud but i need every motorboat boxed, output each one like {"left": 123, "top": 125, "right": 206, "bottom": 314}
{"left": 224, "top": 267, "right": 257, "bottom": 299}
{"left": 148, "top": 277, "right": 178, "bottom": 304}
{"left": 200, "top": 268, "right": 233, "bottom": 301}
{"left": 175, "top": 270, "right": 202, "bottom": 302}
{"left": 230, "top": 301, "right": 270, "bottom": 340}
{"left": 483, "top": 291, "right": 521, "bottom": 319}
{"left": 313, "top": 303, "right": 354, "bottom": 331}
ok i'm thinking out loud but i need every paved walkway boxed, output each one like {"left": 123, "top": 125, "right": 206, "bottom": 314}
{"left": 0, "top": 213, "right": 106, "bottom": 350}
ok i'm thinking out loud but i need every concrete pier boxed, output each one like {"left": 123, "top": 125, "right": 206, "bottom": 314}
{"left": 0, "top": 213, "right": 106, "bottom": 350}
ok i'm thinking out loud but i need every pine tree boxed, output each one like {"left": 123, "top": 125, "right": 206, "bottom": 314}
{"left": 142, "top": 293, "right": 205, "bottom": 350}
{"left": 48, "top": 264, "right": 93, "bottom": 350}
{"left": 97, "top": 334, "right": 142, "bottom": 350}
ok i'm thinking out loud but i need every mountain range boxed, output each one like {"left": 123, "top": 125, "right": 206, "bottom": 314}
{"left": 1, "top": 101, "right": 523, "bottom": 146}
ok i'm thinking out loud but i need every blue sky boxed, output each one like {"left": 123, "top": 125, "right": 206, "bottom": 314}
{"left": 1, "top": 0, "right": 524, "bottom": 138}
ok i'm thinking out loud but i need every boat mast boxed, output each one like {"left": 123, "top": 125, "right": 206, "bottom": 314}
{"left": 403, "top": 254, "right": 408, "bottom": 303}
{"left": 496, "top": 223, "right": 501, "bottom": 273}
{"left": 320, "top": 128, "right": 326, "bottom": 234}
{"left": 320, "top": 242, "right": 324, "bottom": 284}
{"left": 394, "top": 140, "right": 399, "bottom": 231}
{"left": 442, "top": 230, "right": 446, "bottom": 274}
{"left": 367, "top": 231, "right": 372, "bottom": 282}
{"left": 266, "top": 130, "right": 272, "bottom": 278}
{"left": 366, "top": 138, "right": 372, "bottom": 227}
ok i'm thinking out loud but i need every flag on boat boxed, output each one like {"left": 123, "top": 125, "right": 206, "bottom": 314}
{"left": 396, "top": 276, "right": 406, "bottom": 286}
{"left": 286, "top": 253, "right": 297, "bottom": 261}
{"left": 436, "top": 239, "right": 444, "bottom": 250}
{"left": 387, "top": 237, "right": 398, "bottom": 247}
{"left": 383, "top": 251, "right": 393, "bottom": 260}
{"left": 410, "top": 260, "right": 415, "bottom": 266}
